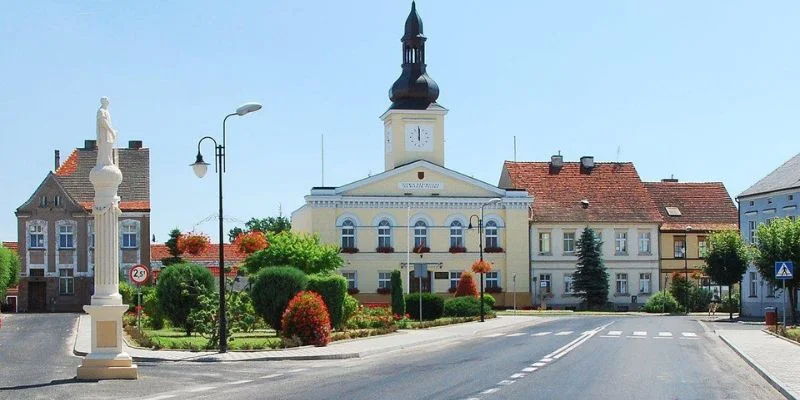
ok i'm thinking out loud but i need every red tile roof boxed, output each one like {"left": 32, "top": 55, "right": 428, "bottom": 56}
{"left": 150, "top": 243, "right": 247, "bottom": 264}
{"left": 55, "top": 149, "right": 79, "bottom": 176}
{"left": 644, "top": 181, "right": 738, "bottom": 232}
{"left": 2, "top": 242, "right": 18, "bottom": 252}
{"left": 79, "top": 201, "right": 151, "bottom": 212}
{"left": 503, "top": 161, "right": 663, "bottom": 223}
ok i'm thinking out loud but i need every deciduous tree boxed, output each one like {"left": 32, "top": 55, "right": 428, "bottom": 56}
{"left": 242, "top": 231, "right": 342, "bottom": 275}
{"left": 229, "top": 216, "right": 292, "bottom": 242}
{"left": 702, "top": 230, "right": 751, "bottom": 319}
{"left": 753, "top": 217, "right": 799, "bottom": 324}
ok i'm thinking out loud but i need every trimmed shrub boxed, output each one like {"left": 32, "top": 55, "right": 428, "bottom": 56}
{"left": 156, "top": 263, "right": 215, "bottom": 335}
{"left": 342, "top": 294, "right": 359, "bottom": 328}
{"left": 281, "top": 291, "right": 331, "bottom": 346}
{"left": 390, "top": 270, "right": 405, "bottom": 317}
{"left": 444, "top": 296, "right": 481, "bottom": 317}
{"left": 404, "top": 293, "right": 445, "bottom": 320}
{"left": 642, "top": 291, "right": 680, "bottom": 313}
{"left": 142, "top": 286, "right": 165, "bottom": 329}
{"left": 251, "top": 266, "right": 308, "bottom": 332}
{"left": 482, "top": 293, "right": 496, "bottom": 309}
{"left": 455, "top": 271, "right": 478, "bottom": 298}
{"left": 307, "top": 273, "right": 347, "bottom": 330}
{"left": 719, "top": 292, "right": 740, "bottom": 313}
{"left": 119, "top": 281, "right": 137, "bottom": 312}
{"left": 689, "top": 287, "right": 713, "bottom": 312}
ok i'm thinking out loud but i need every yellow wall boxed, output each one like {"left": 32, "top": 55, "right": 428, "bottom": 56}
{"left": 383, "top": 109, "right": 446, "bottom": 170}
{"left": 659, "top": 231, "right": 710, "bottom": 287}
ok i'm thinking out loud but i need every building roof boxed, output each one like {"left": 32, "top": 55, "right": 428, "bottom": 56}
{"left": 1, "top": 242, "right": 18, "bottom": 252}
{"left": 644, "top": 181, "right": 738, "bottom": 232}
{"left": 738, "top": 152, "right": 800, "bottom": 198}
{"left": 55, "top": 146, "right": 150, "bottom": 211}
{"left": 150, "top": 243, "right": 247, "bottom": 265}
{"left": 502, "top": 161, "right": 662, "bottom": 223}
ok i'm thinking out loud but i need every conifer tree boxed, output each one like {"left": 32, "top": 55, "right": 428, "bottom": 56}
{"left": 573, "top": 227, "right": 609, "bottom": 309}
{"left": 390, "top": 270, "right": 405, "bottom": 316}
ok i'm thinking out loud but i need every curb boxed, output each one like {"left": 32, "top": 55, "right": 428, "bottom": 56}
{"left": 72, "top": 315, "right": 87, "bottom": 357}
{"left": 762, "top": 328, "right": 800, "bottom": 347}
{"left": 718, "top": 332, "right": 798, "bottom": 400}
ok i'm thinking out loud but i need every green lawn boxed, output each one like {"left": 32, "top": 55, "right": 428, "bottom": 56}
{"left": 786, "top": 327, "right": 800, "bottom": 343}
{"left": 132, "top": 327, "right": 282, "bottom": 351}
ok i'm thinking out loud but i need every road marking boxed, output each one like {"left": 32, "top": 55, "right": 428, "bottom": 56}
{"left": 522, "top": 367, "right": 537, "bottom": 372}
{"left": 658, "top": 332, "right": 673, "bottom": 337}
{"left": 599, "top": 335, "right": 620, "bottom": 338}
{"left": 510, "top": 373, "right": 526, "bottom": 379}
{"left": 507, "top": 332, "right": 525, "bottom": 337}
{"left": 633, "top": 331, "right": 647, "bottom": 336}
{"left": 607, "top": 331, "right": 623, "bottom": 336}
{"left": 681, "top": 332, "right": 697, "bottom": 337}
{"left": 287, "top": 368, "right": 308, "bottom": 373}
{"left": 532, "top": 362, "right": 546, "bottom": 367}
{"left": 540, "top": 358, "right": 554, "bottom": 362}
{"left": 550, "top": 322, "right": 614, "bottom": 360}
{"left": 482, "top": 388, "right": 500, "bottom": 394}
{"left": 484, "top": 333, "right": 504, "bottom": 338}
{"left": 498, "top": 380, "right": 515, "bottom": 385}
{"left": 187, "top": 387, "right": 216, "bottom": 393}
{"left": 531, "top": 331, "right": 552, "bottom": 336}
{"left": 144, "top": 396, "right": 176, "bottom": 400}
{"left": 555, "top": 331, "right": 573, "bottom": 336}
{"left": 228, "top": 380, "right": 252, "bottom": 385}
{"left": 260, "top": 373, "right": 284, "bottom": 379}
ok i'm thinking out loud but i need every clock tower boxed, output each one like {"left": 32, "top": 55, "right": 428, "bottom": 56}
{"left": 381, "top": 1, "right": 447, "bottom": 171}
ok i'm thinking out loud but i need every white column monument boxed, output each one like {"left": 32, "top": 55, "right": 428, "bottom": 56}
{"left": 77, "top": 97, "right": 138, "bottom": 380}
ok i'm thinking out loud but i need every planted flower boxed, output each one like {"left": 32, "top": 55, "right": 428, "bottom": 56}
{"left": 177, "top": 231, "right": 210, "bottom": 255}
{"left": 234, "top": 231, "right": 269, "bottom": 254}
{"left": 471, "top": 259, "right": 492, "bottom": 274}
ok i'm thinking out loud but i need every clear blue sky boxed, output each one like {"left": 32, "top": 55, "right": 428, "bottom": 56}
{"left": 1, "top": 1, "right": 798, "bottom": 243}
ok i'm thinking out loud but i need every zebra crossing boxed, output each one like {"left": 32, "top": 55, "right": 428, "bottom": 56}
{"left": 484, "top": 330, "right": 701, "bottom": 340}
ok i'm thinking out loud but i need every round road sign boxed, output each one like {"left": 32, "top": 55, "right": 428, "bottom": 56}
{"left": 129, "top": 264, "right": 149, "bottom": 285}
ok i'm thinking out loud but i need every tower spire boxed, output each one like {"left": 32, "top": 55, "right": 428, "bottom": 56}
{"left": 389, "top": 1, "right": 440, "bottom": 110}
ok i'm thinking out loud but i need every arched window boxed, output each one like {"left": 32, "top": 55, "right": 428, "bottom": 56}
{"left": 341, "top": 220, "right": 355, "bottom": 249}
{"left": 413, "top": 220, "right": 427, "bottom": 248}
{"left": 484, "top": 220, "right": 499, "bottom": 249}
{"left": 377, "top": 220, "right": 392, "bottom": 249}
{"left": 449, "top": 221, "right": 463, "bottom": 248}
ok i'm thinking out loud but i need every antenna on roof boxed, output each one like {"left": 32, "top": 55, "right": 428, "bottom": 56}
{"left": 321, "top": 134, "right": 325, "bottom": 186}
{"left": 278, "top": 203, "right": 282, "bottom": 217}
{"left": 513, "top": 136, "right": 517, "bottom": 162}
{"left": 616, "top": 145, "right": 621, "bottom": 162}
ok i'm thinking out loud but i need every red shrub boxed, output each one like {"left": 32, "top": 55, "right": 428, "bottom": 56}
{"left": 281, "top": 291, "right": 332, "bottom": 347}
{"left": 455, "top": 271, "right": 479, "bottom": 298}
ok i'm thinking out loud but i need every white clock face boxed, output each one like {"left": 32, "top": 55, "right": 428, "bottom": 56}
{"left": 405, "top": 123, "right": 433, "bottom": 151}
{"left": 385, "top": 126, "right": 392, "bottom": 152}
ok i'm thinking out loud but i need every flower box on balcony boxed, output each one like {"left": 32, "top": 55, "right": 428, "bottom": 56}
{"left": 340, "top": 247, "right": 360, "bottom": 254}
{"left": 484, "top": 246, "right": 504, "bottom": 253}
{"left": 448, "top": 246, "right": 467, "bottom": 253}
{"left": 447, "top": 287, "right": 457, "bottom": 294}
{"left": 485, "top": 286, "right": 503, "bottom": 294}
{"left": 376, "top": 246, "right": 395, "bottom": 253}
{"left": 412, "top": 246, "right": 430, "bottom": 254}
{"left": 376, "top": 287, "right": 391, "bottom": 295}
{"left": 347, "top": 287, "right": 360, "bottom": 295}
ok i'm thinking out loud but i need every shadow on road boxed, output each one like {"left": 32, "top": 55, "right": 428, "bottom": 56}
{"left": 0, "top": 377, "right": 94, "bottom": 391}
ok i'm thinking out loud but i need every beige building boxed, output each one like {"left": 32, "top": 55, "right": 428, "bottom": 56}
{"left": 292, "top": 3, "right": 533, "bottom": 307}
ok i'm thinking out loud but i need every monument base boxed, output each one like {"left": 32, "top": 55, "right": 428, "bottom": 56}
{"left": 77, "top": 304, "right": 138, "bottom": 380}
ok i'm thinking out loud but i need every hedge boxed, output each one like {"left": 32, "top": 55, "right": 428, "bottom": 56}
{"left": 404, "top": 293, "right": 445, "bottom": 320}
{"left": 307, "top": 273, "right": 347, "bottom": 330}
{"left": 155, "top": 263, "right": 215, "bottom": 335}
{"left": 251, "top": 266, "right": 308, "bottom": 332}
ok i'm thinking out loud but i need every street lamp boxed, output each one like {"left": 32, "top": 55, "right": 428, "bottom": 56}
{"left": 468, "top": 198, "right": 502, "bottom": 322}
{"left": 683, "top": 226, "right": 692, "bottom": 313}
{"left": 190, "top": 102, "right": 261, "bottom": 353}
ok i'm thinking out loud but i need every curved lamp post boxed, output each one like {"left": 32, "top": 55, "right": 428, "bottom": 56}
{"left": 190, "top": 102, "right": 261, "bottom": 353}
{"left": 469, "top": 198, "right": 502, "bottom": 322}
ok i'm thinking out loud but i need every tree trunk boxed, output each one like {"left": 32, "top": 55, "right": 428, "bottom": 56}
{"left": 728, "top": 285, "right": 733, "bottom": 320}
{"left": 790, "top": 284, "right": 797, "bottom": 325}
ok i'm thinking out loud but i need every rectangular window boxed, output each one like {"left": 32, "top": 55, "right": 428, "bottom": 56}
{"left": 342, "top": 271, "right": 357, "bottom": 290}
{"left": 749, "top": 272, "right": 757, "bottom": 297}
{"left": 122, "top": 223, "right": 138, "bottom": 248}
{"left": 698, "top": 236, "right": 708, "bottom": 258}
{"left": 485, "top": 271, "right": 499, "bottom": 289}
{"left": 616, "top": 273, "right": 628, "bottom": 295}
{"left": 449, "top": 271, "right": 461, "bottom": 289}
{"left": 58, "top": 224, "right": 75, "bottom": 249}
{"left": 539, "top": 232, "right": 551, "bottom": 255}
{"left": 748, "top": 221, "right": 757, "bottom": 244}
{"left": 39, "top": 196, "right": 47, "bottom": 207}
{"left": 563, "top": 232, "right": 575, "bottom": 254}
{"left": 539, "top": 273, "right": 551, "bottom": 294}
{"left": 638, "top": 232, "right": 651, "bottom": 254}
{"left": 564, "top": 274, "right": 574, "bottom": 294}
{"left": 639, "top": 273, "right": 651, "bottom": 294}
{"left": 766, "top": 281, "right": 776, "bottom": 297}
{"left": 59, "top": 269, "right": 74, "bottom": 295}
{"left": 378, "top": 272, "right": 391, "bottom": 289}
{"left": 615, "top": 231, "right": 627, "bottom": 255}
{"left": 789, "top": 194, "right": 794, "bottom": 201}
{"left": 674, "top": 236, "right": 686, "bottom": 258}
{"left": 29, "top": 224, "right": 45, "bottom": 249}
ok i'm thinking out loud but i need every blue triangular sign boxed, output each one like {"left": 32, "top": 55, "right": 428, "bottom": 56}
{"left": 776, "top": 263, "right": 792, "bottom": 278}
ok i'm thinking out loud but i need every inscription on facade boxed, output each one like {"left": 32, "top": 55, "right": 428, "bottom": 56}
{"left": 398, "top": 182, "right": 444, "bottom": 190}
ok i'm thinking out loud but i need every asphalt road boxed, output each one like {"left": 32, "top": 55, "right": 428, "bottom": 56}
{"left": 0, "top": 314, "right": 784, "bottom": 400}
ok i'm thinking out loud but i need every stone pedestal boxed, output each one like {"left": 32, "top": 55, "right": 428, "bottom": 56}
{"left": 77, "top": 305, "right": 137, "bottom": 380}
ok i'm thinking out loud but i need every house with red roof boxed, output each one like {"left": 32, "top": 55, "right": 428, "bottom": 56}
{"left": 644, "top": 179, "right": 738, "bottom": 299}
{"left": 149, "top": 243, "right": 246, "bottom": 287}
{"left": 500, "top": 155, "right": 663, "bottom": 310}
{"left": 13, "top": 140, "right": 150, "bottom": 312}
{"left": 1, "top": 242, "right": 20, "bottom": 312}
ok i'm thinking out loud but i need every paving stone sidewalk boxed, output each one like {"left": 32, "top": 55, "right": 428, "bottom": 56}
{"left": 74, "top": 314, "right": 549, "bottom": 362}
{"left": 718, "top": 328, "right": 800, "bottom": 400}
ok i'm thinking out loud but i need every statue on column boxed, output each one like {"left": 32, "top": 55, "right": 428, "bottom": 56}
{"left": 96, "top": 97, "right": 117, "bottom": 167}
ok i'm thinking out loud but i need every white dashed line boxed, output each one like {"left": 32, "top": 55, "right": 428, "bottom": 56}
{"left": 228, "top": 380, "right": 252, "bottom": 385}
{"left": 633, "top": 331, "right": 647, "bottom": 336}
{"left": 682, "top": 332, "right": 698, "bottom": 337}
{"left": 532, "top": 362, "right": 546, "bottom": 367}
{"left": 658, "top": 332, "right": 673, "bottom": 337}
{"left": 523, "top": 367, "right": 537, "bottom": 372}
{"left": 187, "top": 387, "right": 216, "bottom": 393}
{"left": 510, "top": 373, "right": 525, "bottom": 379}
{"left": 498, "top": 380, "right": 515, "bottom": 386}
{"left": 507, "top": 332, "right": 525, "bottom": 337}
{"left": 144, "top": 396, "right": 176, "bottom": 400}
{"left": 287, "top": 368, "right": 308, "bottom": 373}
{"left": 260, "top": 373, "right": 284, "bottom": 379}
{"left": 531, "top": 331, "right": 552, "bottom": 336}
{"left": 554, "top": 331, "right": 573, "bottom": 336}
{"left": 607, "top": 331, "right": 623, "bottom": 336}
{"left": 482, "top": 388, "right": 500, "bottom": 394}
{"left": 484, "top": 333, "right": 504, "bottom": 338}
{"left": 600, "top": 335, "right": 620, "bottom": 338}
{"left": 540, "top": 358, "right": 554, "bottom": 362}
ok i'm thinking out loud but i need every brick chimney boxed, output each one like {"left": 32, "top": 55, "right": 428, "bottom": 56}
{"left": 54, "top": 150, "right": 60, "bottom": 170}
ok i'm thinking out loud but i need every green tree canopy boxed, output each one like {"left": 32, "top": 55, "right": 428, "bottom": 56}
{"left": 155, "top": 262, "right": 215, "bottom": 335}
{"left": 573, "top": 227, "right": 609, "bottom": 310}
{"left": 229, "top": 216, "right": 292, "bottom": 243}
{"left": 161, "top": 228, "right": 185, "bottom": 266}
{"left": 753, "top": 217, "right": 800, "bottom": 323}
{"left": 0, "top": 245, "right": 21, "bottom": 299}
{"left": 702, "top": 230, "right": 750, "bottom": 318}
{"left": 242, "top": 231, "right": 343, "bottom": 275}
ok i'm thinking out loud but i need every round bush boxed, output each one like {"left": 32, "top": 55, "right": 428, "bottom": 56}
{"left": 454, "top": 271, "right": 478, "bottom": 297}
{"left": 251, "top": 266, "right": 308, "bottom": 332}
{"left": 342, "top": 294, "right": 359, "bottom": 327}
{"left": 307, "top": 274, "right": 347, "bottom": 330}
{"left": 444, "top": 296, "right": 481, "bottom": 317}
{"left": 642, "top": 291, "right": 680, "bottom": 313}
{"left": 404, "top": 293, "right": 445, "bottom": 320}
{"left": 281, "top": 291, "right": 331, "bottom": 346}
{"left": 156, "top": 263, "right": 215, "bottom": 335}
{"left": 481, "top": 293, "right": 496, "bottom": 309}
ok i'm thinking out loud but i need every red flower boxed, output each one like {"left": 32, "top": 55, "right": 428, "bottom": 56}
{"left": 233, "top": 231, "right": 269, "bottom": 254}
{"left": 471, "top": 260, "right": 492, "bottom": 274}
{"left": 177, "top": 231, "right": 210, "bottom": 255}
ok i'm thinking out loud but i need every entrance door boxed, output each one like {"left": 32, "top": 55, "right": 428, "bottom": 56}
{"left": 410, "top": 269, "right": 432, "bottom": 293}
{"left": 6, "top": 296, "right": 17, "bottom": 313}
{"left": 28, "top": 282, "right": 47, "bottom": 312}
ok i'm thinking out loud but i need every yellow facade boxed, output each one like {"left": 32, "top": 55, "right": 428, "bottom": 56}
{"left": 658, "top": 231, "right": 709, "bottom": 288}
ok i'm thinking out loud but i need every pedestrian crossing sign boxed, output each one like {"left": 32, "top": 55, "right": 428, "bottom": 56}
{"left": 775, "top": 261, "right": 794, "bottom": 280}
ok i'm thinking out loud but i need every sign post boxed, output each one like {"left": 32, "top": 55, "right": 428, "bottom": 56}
{"left": 775, "top": 261, "right": 794, "bottom": 328}
{"left": 414, "top": 264, "right": 428, "bottom": 322}
{"left": 129, "top": 264, "right": 149, "bottom": 332}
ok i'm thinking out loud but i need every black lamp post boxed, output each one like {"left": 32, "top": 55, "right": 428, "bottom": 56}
{"left": 683, "top": 226, "right": 692, "bottom": 313}
{"left": 190, "top": 102, "right": 261, "bottom": 353}
{"left": 469, "top": 198, "right": 501, "bottom": 322}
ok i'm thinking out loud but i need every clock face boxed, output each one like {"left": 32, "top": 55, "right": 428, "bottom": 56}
{"left": 405, "top": 123, "right": 433, "bottom": 151}
{"left": 385, "top": 125, "right": 392, "bottom": 152}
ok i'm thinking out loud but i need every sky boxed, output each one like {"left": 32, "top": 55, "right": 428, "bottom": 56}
{"left": 1, "top": 1, "right": 799, "bottom": 243}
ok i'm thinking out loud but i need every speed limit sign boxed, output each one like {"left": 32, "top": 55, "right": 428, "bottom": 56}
{"left": 129, "top": 264, "right": 149, "bottom": 285}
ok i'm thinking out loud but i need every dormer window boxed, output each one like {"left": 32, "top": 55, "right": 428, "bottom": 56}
{"left": 54, "top": 195, "right": 61, "bottom": 207}
{"left": 39, "top": 196, "right": 48, "bottom": 207}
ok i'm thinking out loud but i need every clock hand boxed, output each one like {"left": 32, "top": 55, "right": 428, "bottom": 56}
{"left": 417, "top": 127, "right": 420, "bottom": 141}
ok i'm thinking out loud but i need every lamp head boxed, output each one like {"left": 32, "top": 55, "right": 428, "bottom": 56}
{"left": 235, "top": 102, "right": 262, "bottom": 116}
{"left": 191, "top": 152, "right": 210, "bottom": 178}
{"left": 580, "top": 199, "right": 590, "bottom": 209}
